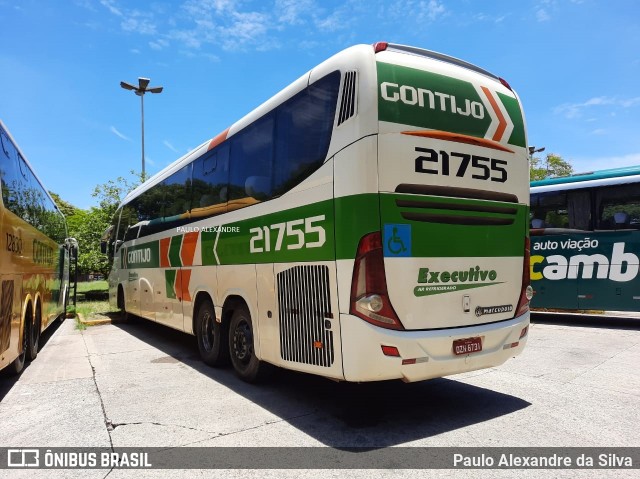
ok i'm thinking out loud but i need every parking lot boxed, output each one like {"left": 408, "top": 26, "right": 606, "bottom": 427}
{"left": 0, "top": 313, "right": 638, "bottom": 478}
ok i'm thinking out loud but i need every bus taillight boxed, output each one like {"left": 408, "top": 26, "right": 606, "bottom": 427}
{"left": 515, "top": 237, "right": 533, "bottom": 317}
{"left": 373, "top": 42, "right": 388, "bottom": 53}
{"left": 350, "top": 232, "right": 404, "bottom": 330}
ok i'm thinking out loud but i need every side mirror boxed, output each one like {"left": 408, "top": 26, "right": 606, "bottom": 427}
{"left": 100, "top": 241, "right": 108, "bottom": 255}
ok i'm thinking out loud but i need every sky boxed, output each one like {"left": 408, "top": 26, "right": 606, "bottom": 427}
{"left": 1, "top": 0, "right": 639, "bottom": 209}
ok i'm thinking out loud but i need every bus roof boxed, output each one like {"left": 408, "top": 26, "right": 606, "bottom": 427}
{"left": 531, "top": 165, "right": 640, "bottom": 193}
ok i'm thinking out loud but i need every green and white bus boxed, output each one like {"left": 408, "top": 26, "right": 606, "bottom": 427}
{"left": 1, "top": 119, "right": 72, "bottom": 375}
{"left": 530, "top": 166, "right": 640, "bottom": 312}
{"left": 103, "top": 43, "right": 531, "bottom": 383}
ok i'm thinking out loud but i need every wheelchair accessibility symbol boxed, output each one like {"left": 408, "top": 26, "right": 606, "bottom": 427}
{"left": 383, "top": 224, "right": 411, "bottom": 257}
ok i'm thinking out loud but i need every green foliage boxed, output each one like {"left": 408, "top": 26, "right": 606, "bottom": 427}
{"left": 77, "top": 280, "right": 108, "bottom": 293}
{"left": 530, "top": 153, "right": 573, "bottom": 181}
{"left": 91, "top": 170, "right": 143, "bottom": 219}
{"left": 51, "top": 172, "right": 141, "bottom": 277}
{"left": 49, "top": 191, "right": 78, "bottom": 217}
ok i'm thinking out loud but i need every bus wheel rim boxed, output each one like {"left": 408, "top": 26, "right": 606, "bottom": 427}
{"left": 200, "top": 311, "right": 214, "bottom": 352}
{"left": 232, "top": 319, "right": 252, "bottom": 365}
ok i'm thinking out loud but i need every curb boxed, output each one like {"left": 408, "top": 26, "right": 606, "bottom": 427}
{"left": 75, "top": 312, "right": 112, "bottom": 326}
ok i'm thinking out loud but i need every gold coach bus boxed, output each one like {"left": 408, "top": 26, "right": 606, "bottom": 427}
{"left": 0, "top": 119, "right": 72, "bottom": 375}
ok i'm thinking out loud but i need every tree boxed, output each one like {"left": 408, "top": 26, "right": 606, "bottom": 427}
{"left": 50, "top": 172, "right": 141, "bottom": 278}
{"left": 49, "top": 191, "right": 78, "bottom": 217}
{"left": 530, "top": 153, "right": 573, "bottom": 181}
{"left": 91, "top": 170, "right": 143, "bottom": 219}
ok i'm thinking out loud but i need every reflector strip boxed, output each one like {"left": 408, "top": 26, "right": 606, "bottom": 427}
{"left": 381, "top": 345, "right": 400, "bottom": 357}
{"left": 401, "top": 130, "right": 514, "bottom": 153}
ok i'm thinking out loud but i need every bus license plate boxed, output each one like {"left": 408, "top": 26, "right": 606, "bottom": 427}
{"left": 453, "top": 337, "right": 482, "bottom": 355}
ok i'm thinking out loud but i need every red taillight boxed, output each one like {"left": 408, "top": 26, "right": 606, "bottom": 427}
{"left": 373, "top": 42, "right": 388, "bottom": 53}
{"left": 515, "top": 237, "right": 533, "bottom": 317}
{"left": 350, "top": 232, "right": 404, "bottom": 330}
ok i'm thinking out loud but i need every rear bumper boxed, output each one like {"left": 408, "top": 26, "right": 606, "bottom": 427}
{"left": 340, "top": 312, "right": 529, "bottom": 382}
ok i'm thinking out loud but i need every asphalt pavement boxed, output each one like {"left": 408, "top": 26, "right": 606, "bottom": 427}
{"left": 0, "top": 312, "right": 639, "bottom": 479}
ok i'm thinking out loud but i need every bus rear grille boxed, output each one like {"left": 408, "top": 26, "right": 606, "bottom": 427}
{"left": 1, "top": 280, "right": 13, "bottom": 354}
{"left": 395, "top": 197, "right": 517, "bottom": 226}
{"left": 337, "top": 71, "right": 357, "bottom": 126}
{"left": 277, "top": 265, "right": 334, "bottom": 367}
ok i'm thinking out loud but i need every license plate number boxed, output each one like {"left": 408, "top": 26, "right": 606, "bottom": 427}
{"left": 453, "top": 337, "right": 482, "bottom": 355}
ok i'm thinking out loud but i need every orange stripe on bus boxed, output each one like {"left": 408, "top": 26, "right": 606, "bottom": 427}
{"left": 401, "top": 130, "right": 514, "bottom": 153}
{"left": 160, "top": 237, "right": 171, "bottom": 268}
{"left": 207, "top": 128, "right": 230, "bottom": 151}
{"left": 180, "top": 232, "right": 199, "bottom": 267}
{"left": 175, "top": 269, "right": 192, "bottom": 302}
{"left": 481, "top": 86, "right": 507, "bottom": 142}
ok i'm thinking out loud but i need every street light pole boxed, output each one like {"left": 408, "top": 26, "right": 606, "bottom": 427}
{"left": 120, "top": 77, "right": 163, "bottom": 181}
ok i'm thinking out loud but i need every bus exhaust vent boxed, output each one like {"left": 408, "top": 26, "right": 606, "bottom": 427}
{"left": 277, "top": 265, "right": 334, "bottom": 367}
{"left": 1, "top": 280, "right": 14, "bottom": 354}
{"left": 337, "top": 71, "right": 357, "bottom": 126}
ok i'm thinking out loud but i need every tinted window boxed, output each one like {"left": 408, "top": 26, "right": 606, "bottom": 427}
{"left": 121, "top": 201, "right": 142, "bottom": 242}
{"left": 596, "top": 184, "right": 640, "bottom": 230}
{"left": 530, "top": 192, "right": 568, "bottom": 228}
{"left": 163, "top": 164, "right": 192, "bottom": 218}
{"left": 192, "top": 144, "right": 229, "bottom": 219}
{"left": 273, "top": 70, "right": 340, "bottom": 196}
{"left": 531, "top": 190, "right": 592, "bottom": 230}
{"left": 0, "top": 126, "right": 22, "bottom": 213}
{"left": 229, "top": 113, "right": 274, "bottom": 209}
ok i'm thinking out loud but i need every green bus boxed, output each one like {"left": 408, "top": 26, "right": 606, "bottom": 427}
{"left": 530, "top": 166, "right": 640, "bottom": 311}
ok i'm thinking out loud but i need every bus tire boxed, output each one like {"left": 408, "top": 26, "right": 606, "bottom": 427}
{"left": 229, "top": 305, "right": 272, "bottom": 383}
{"left": 195, "top": 299, "right": 229, "bottom": 367}
{"left": 9, "top": 324, "right": 27, "bottom": 375}
{"left": 27, "top": 302, "right": 39, "bottom": 362}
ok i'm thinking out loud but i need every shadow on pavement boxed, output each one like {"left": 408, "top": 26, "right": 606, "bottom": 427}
{"left": 0, "top": 315, "right": 65, "bottom": 401}
{"left": 531, "top": 311, "right": 640, "bottom": 330}
{"left": 111, "top": 315, "right": 531, "bottom": 449}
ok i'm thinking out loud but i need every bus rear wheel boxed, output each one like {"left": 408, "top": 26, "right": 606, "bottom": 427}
{"left": 195, "top": 299, "right": 229, "bottom": 366}
{"left": 228, "top": 305, "right": 272, "bottom": 383}
{"left": 27, "top": 302, "right": 40, "bottom": 361}
{"left": 9, "top": 323, "right": 28, "bottom": 375}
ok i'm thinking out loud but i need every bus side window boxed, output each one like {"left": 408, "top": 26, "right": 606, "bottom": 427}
{"left": 192, "top": 145, "right": 229, "bottom": 217}
{"left": 229, "top": 113, "right": 274, "bottom": 205}
{"left": 273, "top": 70, "right": 340, "bottom": 197}
{"left": 0, "top": 128, "right": 23, "bottom": 215}
{"left": 119, "top": 203, "right": 140, "bottom": 243}
{"left": 596, "top": 184, "right": 640, "bottom": 230}
{"left": 162, "top": 163, "right": 192, "bottom": 219}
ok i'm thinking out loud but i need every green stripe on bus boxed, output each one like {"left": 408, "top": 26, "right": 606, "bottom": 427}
{"left": 165, "top": 269, "right": 177, "bottom": 299}
{"left": 334, "top": 194, "right": 380, "bottom": 260}
{"left": 124, "top": 242, "right": 160, "bottom": 269}
{"left": 379, "top": 193, "right": 527, "bottom": 257}
{"left": 169, "top": 235, "right": 183, "bottom": 267}
{"left": 122, "top": 193, "right": 525, "bottom": 267}
{"left": 377, "top": 62, "right": 491, "bottom": 140}
{"left": 201, "top": 200, "right": 336, "bottom": 265}
{"left": 497, "top": 92, "right": 526, "bottom": 148}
